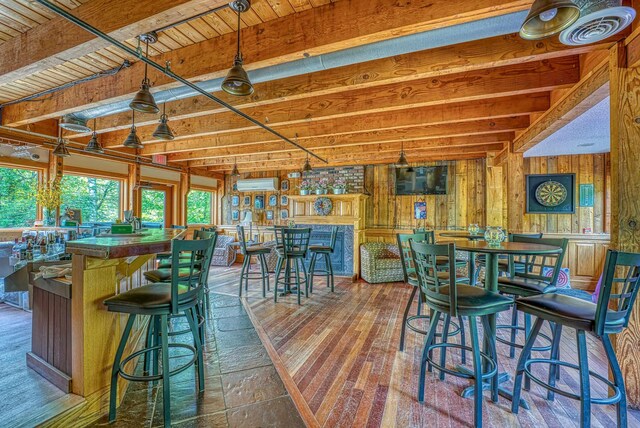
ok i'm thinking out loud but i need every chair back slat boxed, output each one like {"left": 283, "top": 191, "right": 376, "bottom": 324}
{"left": 595, "top": 250, "right": 640, "bottom": 336}
{"left": 236, "top": 225, "right": 249, "bottom": 254}
{"left": 509, "top": 236, "right": 568, "bottom": 285}
{"left": 170, "top": 237, "right": 214, "bottom": 315}
{"left": 396, "top": 232, "right": 430, "bottom": 282}
{"left": 328, "top": 226, "right": 339, "bottom": 250}
{"left": 279, "top": 228, "right": 311, "bottom": 257}
{"left": 410, "top": 241, "right": 458, "bottom": 317}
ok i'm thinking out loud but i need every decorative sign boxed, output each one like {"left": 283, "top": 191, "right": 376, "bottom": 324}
{"left": 414, "top": 201, "right": 426, "bottom": 219}
{"left": 526, "top": 174, "right": 575, "bottom": 214}
{"left": 280, "top": 195, "right": 288, "bottom": 206}
{"left": 579, "top": 184, "right": 594, "bottom": 207}
{"left": 313, "top": 197, "right": 333, "bottom": 216}
{"left": 254, "top": 194, "right": 265, "bottom": 210}
{"left": 231, "top": 195, "right": 240, "bottom": 207}
{"left": 281, "top": 180, "right": 289, "bottom": 191}
{"left": 266, "top": 210, "right": 274, "bottom": 220}
{"left": 268, "top": 194, "right": 278, "bottom": 207}
{"left": 243, "top": 195, "right": 251, "bottom": 207}
{"left": 231, "top": 210, "right": 240, "bottom": 221}
{"left": 280, "top": 209, "right": 289, "bottom": 220}
{"left": 152, "top": 154, "right": 167, "bottom": 165}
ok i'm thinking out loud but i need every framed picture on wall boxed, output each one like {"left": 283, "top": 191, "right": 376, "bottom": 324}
{"left": 281, "top": 180, "right": 289, "bottom": 191}
{"left": 232, "top": 182, "right": 238, "bottom": 192}
{"left": 268, "top": 194, "right": 278, "bottom": 207}
{"left": 526, "top": 173, "right": 575, "bottom": 214}
{"left": 414, "top": 201, "right": 427, "bottom": 219}
{"left": 266, "top": 210, "right": 274, "bottom": 220}
{"left": 254, "top": 195, "right": 265, "bottom": 210}
{"left": 231, "top": 210, "right": 240, "bottom": 221}
{"left": 243, "top": 195, "right": 251, "bottom": 207}
{"left": 231, "top": 195, "right": 240, "bottom": 207}
{"left": 280, "top": 195, "right": 288, "bottom": 206}
{"left": 280, "top": 209, "right": 289, "bottom": 220}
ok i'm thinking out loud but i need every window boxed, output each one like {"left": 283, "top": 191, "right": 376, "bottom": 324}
{"left": 60, "top": 174, "right": 121, "bottom": 224}
{"left": 0, "top": 166, "right": 38, "bottom": 227}
{"left": 141, "top": 189, "right": 166, "bottom": 226}
{"left": 187, "top": 190, "right": 213, "bottom": 224}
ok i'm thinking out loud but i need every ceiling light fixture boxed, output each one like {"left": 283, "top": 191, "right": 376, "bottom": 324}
{"left": 396, "top": 140, "right": 409, "bottom": 167}
{"left": 222, "top": 0, "right": 254, "bottom": 96}
{"left": 231, "top": 157, "right": 240, "bottom": 176}
{"left": 152, "top": 102, "right": 175, "bottom": 140}
{"left": 85, "top": 118, "right": 104, "bottom": 153}
{"left": 130, "top": 32, "right": 159, "bottom": 114}
{"left": 59, "top": 114, "right": 91, "bottom": 133}
{"left": 123, "top": 110, "right": 143, "bottom": 149}
{"left": 519, "top": 0, "right": 580, "bottom": 40}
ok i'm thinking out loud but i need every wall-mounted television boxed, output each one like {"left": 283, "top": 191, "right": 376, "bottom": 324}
{"left": 395, "top": 166, "right": 448, "bottom": 195}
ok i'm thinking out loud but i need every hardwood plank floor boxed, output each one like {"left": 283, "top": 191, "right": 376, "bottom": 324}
{"left": 0, "top": 303, "right": 83, "bottom": 428}
{"left": 209, "top": 264, "right": 640, "bottom": 427}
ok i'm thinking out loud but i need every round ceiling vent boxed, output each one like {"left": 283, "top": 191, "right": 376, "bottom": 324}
{"left": 560, "top": 1, "right": 635, "bottom": 46}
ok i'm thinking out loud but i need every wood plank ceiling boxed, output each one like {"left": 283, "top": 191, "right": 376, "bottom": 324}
{"left": 0, "top": 0, "right": 626, "bottom": 174}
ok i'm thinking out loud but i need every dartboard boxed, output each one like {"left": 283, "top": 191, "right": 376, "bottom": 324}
{"left": 535, "top": 181, "right": 567, "bottom": 207}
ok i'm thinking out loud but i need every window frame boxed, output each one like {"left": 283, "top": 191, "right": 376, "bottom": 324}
{"left": 60, "top": 168, "right": 125, "bottom": 224}
{"left": 0, "top": 162, "right": 43, "bottom": 227}
{"left": 186, "top": 187, "right": 215, "bottom": 226}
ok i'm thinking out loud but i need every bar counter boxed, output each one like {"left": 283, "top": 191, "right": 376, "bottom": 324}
{"left": 57, "top": 228, "right": 185, "bottom": 424}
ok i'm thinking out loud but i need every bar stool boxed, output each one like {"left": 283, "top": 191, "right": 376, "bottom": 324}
{"left": 411, "top": 241, "right": 512, "bottom": 428}
{"left": 155, "top": 224, "right": 188, "bottom": 265}
{"left": 104, "top": 237, "right": 214, "bottom": 428}
{"left": 397, "top": 232, "right": 467, "bottom": 354}
{"left": 274, "top": 227, "right": 311, "bottom": 305}
{"left": 237, "top": 225, "right": 271, "bottom": 298}
{"left": 512, "top": 249, "right": 640, "bottom": 427}
{"left": 496, "top": 236, "right": 568, "bottom": 359}
{"left": 308, "top": 226, "right": 338, "bottom": 293}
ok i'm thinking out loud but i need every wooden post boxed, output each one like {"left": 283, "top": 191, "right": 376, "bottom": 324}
{"left": 128, "top": 163, "right": 141, "bottom": 218}
{"left": 179, "top": 170, "right": 191, "bottom": 226}
{"left": 609, "top": 40, "right": 640, "bottom": 408}
{"left": 485, "top": 153, "right": 505, "bottom": 228}
{"left": 505, "top": 150, "right": 524, "bottom": 233}
{"left": 48, "top": 151, "right": 63, "bottom": 224}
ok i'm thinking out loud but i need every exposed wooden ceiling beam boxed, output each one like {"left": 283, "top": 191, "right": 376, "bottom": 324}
{"left": 184, "top": 141, "right": 508, "bottom": 167}
{"left": 0, "top": 0, "right": 227, "bottom": 87}
{"left": 179, "top": 133, "right": 515, "bottom": 164}
{"left": 69, "top": 33, "right": 608, "bottom": 137}
{"left": 2, "top": 0, "right": 532, "bottom": 126}
{"left": 513, "top": 58, "right": 609, "bottom": 153}
{"left": 207, "top": 151, "right": 492, "bottom": 172}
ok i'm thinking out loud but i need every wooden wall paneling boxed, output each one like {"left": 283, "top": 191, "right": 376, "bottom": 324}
{"left": 556, "top": 155, "right": 573, "bottom": 233}
{"left": 545, "top": 156, "right": 559, "bottom": 233}
{"left": 506, "top": 152, "right": 525, "bottom": 232}
{"left": 485, "top": 161, "right": 504, "bottom": 227}
{"left": 593, "top": 153, "right": 605, "bottom": 234}
{"left": 579, "top": 154, "right": 595, "bottom": 233}
{"left": 455, "top": 160, "right": 468, "bottom": 227}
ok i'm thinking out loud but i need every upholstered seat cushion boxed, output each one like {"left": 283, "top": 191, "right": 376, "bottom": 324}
{"left": 309, "top": 245, "right": 332, "bottom": 253}
{"left": 498, "top": 276, "right": 556, "bottom": 296}
{"left": 516, "top": 293, "right": 625, "bottom": 332}
{"left": 245, "top": 245, "right": 271, "bottom": 255}
{"left": 104, "top": 283, "right": 196, "bottom": 313}
{"left": 427, "top": 284, "right": 512, "bottom": 313}
{"left": 144, "top": 267, "right": 200, "bottom": 283}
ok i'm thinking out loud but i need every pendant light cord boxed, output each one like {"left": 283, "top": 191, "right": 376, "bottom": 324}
{"left": 236, "top": 9, "right": 242, "bottom": 62}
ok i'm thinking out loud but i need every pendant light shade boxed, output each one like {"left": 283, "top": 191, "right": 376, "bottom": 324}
{"left": 85, "top": 120, "right": 104, "bottom": 153}
{"left": 396, "top": 140, "right": 409, "bottom": 167}
{"left": 222, "top": 1, "right": 253, "bottom": 96}
{"left": 231, "top": 162, "right": 240, "bottom": 177}
{"left": 123, "top": 111, "right": 143, "bottom": 149}
{"left": 59, "top": 114, "right": 91, "bottom": 133}
{"left": 152, "top": 104, "right": 175, "bottom": 140}
{"left": 520, "top": 0, "right": 581, "bottom": 39}
{"left": 53, "top": 138, "right": 70, "bottom": 158}
{"left": 130, "top": 36, "right": 159, "bottom": 113}
{"left": 303, "top": 156, "right": 312, "bottom": 172}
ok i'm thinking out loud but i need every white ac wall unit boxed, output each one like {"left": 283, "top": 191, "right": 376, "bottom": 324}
{"left": 236, "top": 177, "right": 279, "bottom": 192}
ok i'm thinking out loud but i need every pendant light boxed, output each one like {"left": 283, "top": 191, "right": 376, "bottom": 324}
{"left": 152, "top": 103, "right": 175, "bottom": 140}
{"left": 53, "top": 126, "right": 70, "bottom": 158}
{"left": 231, "top": 158, "right": 240, "bottom": 176}
{"left": 123, "top": 110, "right": 143, "bottom": 149}
{"left": 302, "top": 154, "right": 312, "bottom": 173}
{"left": 222, "top": 0, "right": 254, "bottom": 96}
{"left": 59, "top": 114, "right": 91, "bottom": 133}
{"left": 396, "top": 140, "right": 409, "bottom": 167}
{"left": 520, "top": 0, "right": 581, "bottom": 40}
{"left": 85, "top": 119, "right": 104, "bottom": 153}
{"left": 130, "top": 33, "right": 159, "bottom": 114}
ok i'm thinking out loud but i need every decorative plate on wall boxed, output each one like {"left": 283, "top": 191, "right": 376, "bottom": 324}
{"left": 526, "top": 174, "right": 575, "bottom": 214}
{"left": 313, "top": 197, "right": 333, "bottom": 216}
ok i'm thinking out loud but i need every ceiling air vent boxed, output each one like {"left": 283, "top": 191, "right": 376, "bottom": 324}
{"left": 560, "top": 0, "right": 635, "bottom": 46}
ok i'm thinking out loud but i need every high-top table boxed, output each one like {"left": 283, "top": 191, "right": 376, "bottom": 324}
{"left": 439, "top": 232, "right": 484, "bottom": 284}
{"left": 442, "top": 239, "right": 562, "bottom": 407}
{"left": 60, "top": 228, "right": 186, "bottom": 421}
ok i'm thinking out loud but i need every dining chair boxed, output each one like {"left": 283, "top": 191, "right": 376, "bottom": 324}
{"left": 237, "top": 225, "right": 271, "bottom": 298}
{"left": 512, "top": 249, "right": 640, "bottom": 428}
{"left": 397, "top": 232, "right": 466, "bottom": 356}
{"left": 274, "top": 227, "right": 311, "bottom": 305}
{"left": 308, "top": 226, "right": 338, "bottom": 293}
{"left": 496, "top": 236, "right": 568, "bottom": 359}
{"left": 411, "top": 241, "right": 511, "bottom": 428}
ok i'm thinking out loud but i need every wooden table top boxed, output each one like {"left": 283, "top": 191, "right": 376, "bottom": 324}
{"left": 445, "top": 239, "right": 562, "bottom": 255}
{"left": 66, "top": 228, "right": 186, "bottom": 259}
{"left": 439, "top": 231, "right": 484, "bottom": 240}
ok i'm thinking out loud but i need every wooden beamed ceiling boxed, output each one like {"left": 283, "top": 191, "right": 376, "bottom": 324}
{"left": 0, "top": 0, "right": 627, "bottom": 173}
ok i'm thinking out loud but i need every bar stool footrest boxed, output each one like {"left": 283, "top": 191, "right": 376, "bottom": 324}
{"left": 407, "top": 315, "right": 461, "bottom": 338}
{"left": 496, "top": 324, "right": 553, "bottom": 352}
{"left": 427, "top": 343, "right": 497, "bottom": 381}
{"left": 120, "top": 343, "right": 197, "bottom": 382}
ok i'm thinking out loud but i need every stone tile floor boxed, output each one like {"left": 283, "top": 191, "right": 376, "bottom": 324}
{"left": 90, "top": 293, "right": 305, "bottom": 427}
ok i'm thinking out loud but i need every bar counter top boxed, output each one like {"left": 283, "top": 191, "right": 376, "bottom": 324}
{"left": 66, "top": 228, "right": 186, "bottom": 259}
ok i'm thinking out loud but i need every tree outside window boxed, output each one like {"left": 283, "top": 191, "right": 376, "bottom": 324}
{"left": 0, "top": 166, "right": 38, "bottom": 227}
{"left": 141, "top": 189, "right": 166, "bottom": 225}
{"left": 187, "top": 190, "right": 212, "bottom": 224}
{"left": 60, "top": 174, "right": 121, "bottom": 224}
